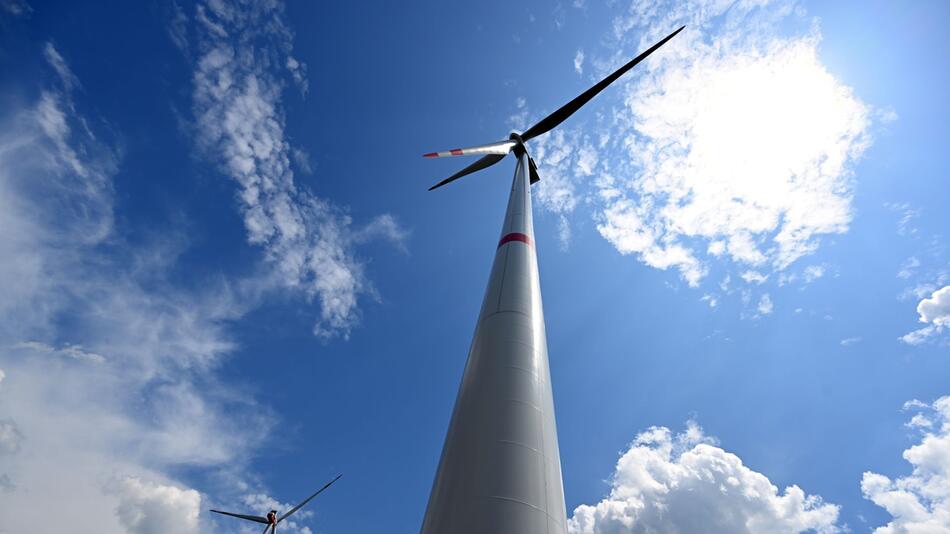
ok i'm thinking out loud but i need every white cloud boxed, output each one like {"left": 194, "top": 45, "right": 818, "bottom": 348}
{"left": 0, "top": 0, "right": 32, "bottom": 16}
{"left": 917, "top": 285, "right": 950, "bottom": 326}
{"left": 0, "top": 420, "right": 23, "bottom": 455}
{"left": 840, "top": 337, "right": 861, "bottom": 346}
{"left": 354, "top": 213, "right": 410, "bottom": 251}
{"left": 757, "top": 293, "right": 774, "bottom": 316}
{"left": 877, "top": 107, "right": 899, "bottom": 125}
{"left": 186, "top": 0, "right": 404, "bottom": 339}
{"left": 557, "top": 215, "right": 572, "bottom": 250}
{"left": 599, "top": 196, "right": 706, "bottom": 285}
{"left": 108, "top": 476, "right": 201, "bottom": 534}
{"left": 897, "top": 256, "right": 920, "bottom": 279}
{"left": 803, "top": 265, "right": 825, "bottom": 283}
{"left": 292, "top": 146, "right": 313, "bottom": 174}
{"left": 0, "top": 34, "right": 275, "bottom": 533}
{"left": 43, "top": 43, "right": 79, "bottom": 90}
{"left": 885, "top": 202, "right": 920, "bottom": 237}
{"left": 533, "top": 129, "right": 582, "bottom": 215}
{"left": 741, "top": 270, "right": 768, "bottom": 284}
{"left": 568, "top": 422, "right": 841, "bottom": 534}
{"left": 531, "top": 1, "right": 873, "bottom": 291}
{"left": 900, "top": 325, "right": 937, "bottom": 346}
{"left": 900, "top": 285, "right": 950, "bottom": 345}
{"left": 13, "top": 340, "right": 106, "bottom": 364}
{"left": 574, "top": 49, "right": 585, "bottom": 74}
{"left": 863, "top": 396, "right": 950, "bottom": 533}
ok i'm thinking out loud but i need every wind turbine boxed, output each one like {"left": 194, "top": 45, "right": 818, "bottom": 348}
{"left": 210, "top": 474, "right": 341, "bottom": 533}
{"left": 420, "top": 26, "right": 684, "bottom": 534}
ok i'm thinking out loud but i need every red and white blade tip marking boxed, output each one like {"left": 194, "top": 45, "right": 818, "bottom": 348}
{"left": 423, "top": 149, "right": 464, "bottom": 158}
{"left": 422, "top": 140, "right": 515, "bottom": 158}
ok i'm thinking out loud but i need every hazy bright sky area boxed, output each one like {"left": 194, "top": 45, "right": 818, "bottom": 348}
{"left": 1, "top": 1, "right": 949, "bottom": 533}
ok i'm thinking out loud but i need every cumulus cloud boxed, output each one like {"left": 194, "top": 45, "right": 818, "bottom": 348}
{"left": 900, "top": 285, "right": 950, "bottom": 345}
{"left": 568, "top": 422, "right": 841, "bottom": 534}
{"left": 574, "top": 49, "right": 585, "bottom": 74}
{"left": 601, "top": 11, "right": 868, "bottom": 281}
{"left": 917, "top": 285, "right": 950, "bottom": 326}
{"left": 185, "top": 0, "right": 404, "bottom": 339}
{"left": 527, "top": 0, "right": 872, "bottom": 292}
{"left": 863, "top": 396, "right": 950, "bottom": 533}
{"left": 108, "top": 476, "right": 201, "bottom": 534}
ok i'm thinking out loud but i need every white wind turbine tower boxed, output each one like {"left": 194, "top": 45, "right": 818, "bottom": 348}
{"left": 421, "top": 26, "right": 685, "bottom": 534}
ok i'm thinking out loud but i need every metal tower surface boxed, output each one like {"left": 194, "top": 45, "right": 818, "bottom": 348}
{"left": 421, "top": 153, "right": 566, "bottom": 534}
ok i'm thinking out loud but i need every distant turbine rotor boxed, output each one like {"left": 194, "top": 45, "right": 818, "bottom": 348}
{"left": 210, "top": 474, "right": 342, "bottom": 534}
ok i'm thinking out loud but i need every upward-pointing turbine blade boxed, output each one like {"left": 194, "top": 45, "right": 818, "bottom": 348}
{"left": 427, "top": 153, "right": 506, "bottom": 191}
{"left": 209, "top": 510, "right": 269, "bottom": 524}
{"left": 520, "top": 25, "right": 685, "bottom": 142}
{"left": 278, "top": 474, "right": 342, "bottom": 523}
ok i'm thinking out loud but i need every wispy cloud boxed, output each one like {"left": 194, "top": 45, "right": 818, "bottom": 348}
{"left": 898, "top": 256, "right": 920, "bottom": 279}
{"left": 0, "top": 37, "right": 273, "bottom": 534}
{"left": 13, "top": 341, "right": 106, "bottom": 363}
{"left": 568, "top": 421, "right": 842, "bottom": 533}
{"left": 42, "top": 42, "right": 79, "bottom": 90}
{"left": 0, "top": 0, "right": 31, "bottom": 16}
{"left": 184, "top": 0, "right": 405, "bottom": 339}
{"left": 885, "top": 202, "right": 921, "bottom": 237}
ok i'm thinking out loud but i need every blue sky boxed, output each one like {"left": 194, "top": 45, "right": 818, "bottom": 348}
{"left": 1, "top": 0, "right": 949, "bottom": 533}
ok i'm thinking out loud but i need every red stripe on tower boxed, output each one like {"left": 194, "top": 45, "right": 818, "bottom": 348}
{"left": 497, "top": 232, "right": 533, "bottom": 249}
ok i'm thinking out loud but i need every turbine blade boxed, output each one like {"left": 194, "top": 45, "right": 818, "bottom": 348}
{"left": 209, "top": 510, "right": 269, "bottom": 524}
{"left": 262, "top": 523, "right": 271, "bottom": 534}
{"left": 423, "top": 140, "right": 516, "bottom": 158}
{"left": 278, "top": 474, "right": 342, "bottom": 523}
{"left": 528, "top": 156, "right": 540, "bottom": 184}
{"left": 427, "top": 153, "right": 506, "bottom": 191}
{"left": 521, "top": 25, "right": 685, "bottom": 142}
